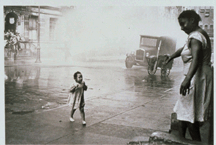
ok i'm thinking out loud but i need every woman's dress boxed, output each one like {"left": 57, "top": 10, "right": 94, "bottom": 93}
{"left": 174, "top": 31, "right": 213, "bottom": 123}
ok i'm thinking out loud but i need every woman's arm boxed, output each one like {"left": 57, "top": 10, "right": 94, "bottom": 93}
{"left": 166, "top": 46, "right": 184, "bottom": 64}
{"left": 171, "top": 46, "right": 184, "bottom": 59}
{"left": 180, "top": 39, "right": 202, "bottom": 96}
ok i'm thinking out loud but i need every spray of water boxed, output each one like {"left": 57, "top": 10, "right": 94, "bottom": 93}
{"left": 54, "top": 6, "right": 187, "bottom": 61}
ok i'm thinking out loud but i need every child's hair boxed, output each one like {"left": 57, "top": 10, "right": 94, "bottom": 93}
{"left": 74, "top": 71, "right": 82, "bottom": 80}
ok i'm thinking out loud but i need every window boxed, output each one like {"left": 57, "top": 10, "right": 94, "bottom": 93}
{"left": 50, "top": 18, "right": 58, "bottom": 40}
{"left": 204, "top": 25, "right": 208, "bottom": 30}
{"left": 209, "top": 25, "right": 214, "bottom": 37}
{"left": 199, "top": 25, "right": 203, "bottom": 28}
{"left": 205, "top": 9, "right": 210, "bottom": 17}
{"left": 141, "top": 37, "right": 157, "bottom": 47}
{"left": 29, "top": 15, "right": 38, "bottom": 30}
{"left": 29, "top": 15, "right": 38, "bottom": 41}
{"left": 200, "top": 9, "right": 205, "bottom": 13}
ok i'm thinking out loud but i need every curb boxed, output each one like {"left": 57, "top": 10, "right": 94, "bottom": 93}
{"left": 149, "top": 131, "right": 207, "bottom": 145}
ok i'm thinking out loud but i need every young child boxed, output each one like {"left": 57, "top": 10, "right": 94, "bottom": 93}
{"left": 68, "top": 71, "right": 87, "bottom": 125}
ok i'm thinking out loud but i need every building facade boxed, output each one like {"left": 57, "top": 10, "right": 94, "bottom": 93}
{"left": 5, "top": 6, "right": 63, "bottom": 41}
{"left": 4, "top": 6, "right": 72, "bottom": 59}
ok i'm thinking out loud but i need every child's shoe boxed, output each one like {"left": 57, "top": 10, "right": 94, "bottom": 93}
{"left": 82, "top": 121, "right": 86, "bottom": 125}
{"left": 70, "top": 117, "right": 75, "bottom": 122}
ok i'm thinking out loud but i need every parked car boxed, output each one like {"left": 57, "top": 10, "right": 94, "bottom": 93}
{"left": 125, "top": 35, "right": 176, "bottom": 76}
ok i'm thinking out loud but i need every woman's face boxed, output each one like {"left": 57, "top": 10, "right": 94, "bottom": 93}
{"left": 178, "top": 18, "right": 195, "bottom": 34}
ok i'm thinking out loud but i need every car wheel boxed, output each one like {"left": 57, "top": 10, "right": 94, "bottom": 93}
{"left": 148, "top": 65, "right": 157, "bottom": 75}
{"left": 148, "top": 61, "right": 157, "bottom": 75}
{"left": 161, "top": 68, "right": 170, "bottom": 76}
{"left": 125, "top": 56, "right": 134, "bottom": 68}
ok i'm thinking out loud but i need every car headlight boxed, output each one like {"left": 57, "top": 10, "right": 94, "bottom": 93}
{"left": 146, "top": 52, "right": 149, "bottom": 57}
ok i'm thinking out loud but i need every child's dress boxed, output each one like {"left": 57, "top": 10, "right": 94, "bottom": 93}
{"left": 68, "top": 81, "right": 85, "bottom": 109}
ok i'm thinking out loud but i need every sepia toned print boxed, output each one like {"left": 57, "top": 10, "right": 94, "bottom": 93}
{"left": 4, "top": 6, "right": 213, "bottom": 144}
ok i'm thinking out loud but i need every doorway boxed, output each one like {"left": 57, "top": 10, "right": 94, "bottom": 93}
{"left": 5, "top": 12, "right": 18, "bottom": 33}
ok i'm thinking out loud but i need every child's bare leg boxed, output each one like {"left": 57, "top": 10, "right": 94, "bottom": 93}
{"left": 80, "top": 107, "right": 86, "bottom": 124}
{"left": 71, "top": 108, "right": 76, "bottom": 118}
{"left": 70, "top": 108, "right": 76, "bottom": 122}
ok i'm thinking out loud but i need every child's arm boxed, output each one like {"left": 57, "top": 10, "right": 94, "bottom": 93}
{"left": 69, "top": 83, "right": 78, "bottom": 93}
{"left": 69, "top": 86, "right": 76, "bottom": 93}
{"left": 76, "top": 81, "right": 87, "bottom": 90}
{"left": 83, "top": 81, "right": 88, "bottom": 91}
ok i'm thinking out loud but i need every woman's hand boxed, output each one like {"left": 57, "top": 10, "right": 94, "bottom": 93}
{"left": 180, "top": 78, "right": 191, "bottom": 96}
{"left": 165, "top": 56, "right": 172, "bottom": 64}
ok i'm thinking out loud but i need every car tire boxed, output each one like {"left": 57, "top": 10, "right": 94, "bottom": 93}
{"left": 125, "top": 56, "right": 134, "bottom": 68}
{"left": 161, "top": 68, "right": 170, "bottom": 76}
{"left": 148, "top": 65, "right": 157, "bottom": 75}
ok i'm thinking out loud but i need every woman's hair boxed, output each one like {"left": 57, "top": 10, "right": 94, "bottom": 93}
{"left": 178, "top": 10, "right": 201, "bottom": 25}
{"left": 74, "top": 71, "right": 82, "bottom": 80}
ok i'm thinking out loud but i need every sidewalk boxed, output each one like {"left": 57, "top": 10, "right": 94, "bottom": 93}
{"left": 5, "top": 86, "right": 212, "bottom": 144}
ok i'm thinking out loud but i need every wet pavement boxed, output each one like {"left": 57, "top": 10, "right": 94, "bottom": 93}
{"left": 4, "top": 61, "right": 211, "bottom": 144}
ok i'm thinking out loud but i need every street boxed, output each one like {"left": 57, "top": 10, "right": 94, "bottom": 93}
{"left": 4, "top": 61, "right": 209, "bottom": 144}
{"left": 4, "top": 61, "right": 182, "bottom": 144}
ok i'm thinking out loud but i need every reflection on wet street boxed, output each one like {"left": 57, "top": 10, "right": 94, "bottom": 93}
{"left": 5, "top": 65, "right": 181, "bottom": 114}
{"left": 5, "top": 64, "right": 186, "bottom": 144}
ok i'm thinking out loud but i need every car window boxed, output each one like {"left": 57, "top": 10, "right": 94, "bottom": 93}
{"left": 140, "top": 37, "right": 157, "bottom": 47}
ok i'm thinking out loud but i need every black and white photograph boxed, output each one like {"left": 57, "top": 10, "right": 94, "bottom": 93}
{"left": 2, "top": 1, "right": 214, "bottom": 144}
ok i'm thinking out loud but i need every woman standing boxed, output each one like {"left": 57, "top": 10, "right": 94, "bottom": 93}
{"left": 166, "top": 10, "right": 213, "bottom": 141}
